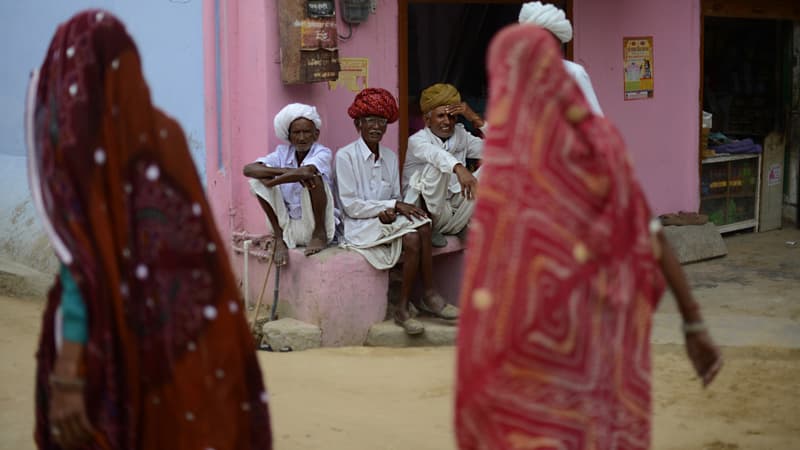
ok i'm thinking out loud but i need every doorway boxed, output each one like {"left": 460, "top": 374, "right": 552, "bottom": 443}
{"left": 397, "top": 0, "right": 572, "bottom": 166}
{"left": 700, "top": 1, "right": 800, "bottom": 229}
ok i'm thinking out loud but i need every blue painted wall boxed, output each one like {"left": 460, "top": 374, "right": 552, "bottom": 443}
{"left": 0, "top": 1, "right": 204, "bottom": 273}
{"left": 0, "top": 0, "right": 205, "bottom": 173}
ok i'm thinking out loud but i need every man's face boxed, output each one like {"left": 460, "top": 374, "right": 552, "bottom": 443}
{"left": 288, "top": 118, "right": 319, "bottom": 152}
{"left": 424, "top": 105, "right": 456, "bottom": 139}
{"left": 356, "top": 115, "right": 388, "bottom": 147}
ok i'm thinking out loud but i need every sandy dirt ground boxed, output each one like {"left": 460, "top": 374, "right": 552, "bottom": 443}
{"left": 1, "top": 296, "right": 798, "bottom": 450}
{"left": 1, "top": 229, "right": 799, "bottom": 449}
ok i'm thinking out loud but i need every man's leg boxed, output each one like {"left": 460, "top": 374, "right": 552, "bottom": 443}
{"left": 406, "top": 165, "right": 452, "bottom": 247}
{"left": 414, "top": 223, "right": 458, "bottom": 319}
{"left": 255, "top": 197, "right": 289, "bottom": 267}
{"left": 304, "top": 174, "right": 328, "bottom": 256}
{"left": 249, "top": 179, "right": 290, "bottom": 267}
{"left": 397, "top": 232, "right": 424, "bottom": 334}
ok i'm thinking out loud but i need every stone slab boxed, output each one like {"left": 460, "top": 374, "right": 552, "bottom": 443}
{"left": 262, "top": 318, "right": 322, "bottom": 351}
{"left": 663, "top": 223, "right": 727, "bottom": 264}
{"left": 0, "top": 259, "right": 51, "bottom": 299}
{"left": 365, "top": 318, "right": 457, "bottom": 347}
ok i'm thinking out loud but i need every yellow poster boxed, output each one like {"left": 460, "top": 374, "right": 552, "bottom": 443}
{"left": 623, "top": 36, "right": 654, "bottom": 100}
{"left": 328, "top": 57, "right": 369, "bottom": 92}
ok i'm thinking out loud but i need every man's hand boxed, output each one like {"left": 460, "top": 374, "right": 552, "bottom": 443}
{"left": 445, "top": 102, "right": 485, "bottom": 129}
{"left": 394, "top": 202, "right": 428, "bottom": 221}
{"left": 454, "top": 164, "right": 478, "bottom": 200}
{"left": 297, "top": 166, "right": 320, "bottom": 189}
{"left": 378, "top": 208, "right": 397, "bottom": 224}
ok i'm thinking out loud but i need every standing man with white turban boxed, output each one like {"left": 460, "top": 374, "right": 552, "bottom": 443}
{"left": 519, "top": 1, "right": 604, "bottom": 116}
{"left": 403, "top": 83, "right": 486, "bottom": 247}
{"left": 244, "top": 103, "right": 337, "bottom": 266}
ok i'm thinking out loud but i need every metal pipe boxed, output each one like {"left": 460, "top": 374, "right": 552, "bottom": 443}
{"left": 242, "top": 239, "right": 252, "bottom": 308}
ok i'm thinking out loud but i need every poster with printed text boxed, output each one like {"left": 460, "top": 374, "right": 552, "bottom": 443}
{"left": 623, "top": 37, "right": 654, "bottom": 100}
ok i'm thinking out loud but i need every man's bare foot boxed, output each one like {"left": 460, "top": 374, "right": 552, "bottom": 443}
{"left": 272, "top": 238, "right": 289, "bottom": 267}
{"left": 303, "top": 233, "right": 327, "bottom": 256}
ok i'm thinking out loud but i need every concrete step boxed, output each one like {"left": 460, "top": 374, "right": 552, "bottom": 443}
{"left": 663, "top": 223, "right": 727, "bottom": 264}
{"left": 365, "top": 318, "right": 457, "bottom": 347}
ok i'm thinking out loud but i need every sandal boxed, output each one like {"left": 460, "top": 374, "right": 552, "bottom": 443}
{"left": 395, "top": 317, "right": 425, "bottom": 335}
{"left": 431, "top": 230, "right": 448, "bottom": 248}
{"left": 416, "top": 293, "right": 459, "bottom": 320}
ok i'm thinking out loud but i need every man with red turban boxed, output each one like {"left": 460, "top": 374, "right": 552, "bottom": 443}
{"left": 403, "top": 83, "right": 486, "bottom": 247}
{"left": 336, "top": 88, "right": 459, "bottom": 335}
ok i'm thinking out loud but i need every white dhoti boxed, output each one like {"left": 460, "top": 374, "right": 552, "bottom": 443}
{"left": 248, "top": 179, "right": 335, "bottom": 248}
{"left": 342, "top": 216, "right": 430, "bottom": 270}
{"left": 404, "top": 165, "right": 478, "bottom": 235}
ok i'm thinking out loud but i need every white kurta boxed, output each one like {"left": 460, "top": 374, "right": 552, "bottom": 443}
{"left": 564, "top": 60, "right": 603, "bottom": 116}
{"left": 253, "top": 142, "right": 337, "bottom": 220}
{"left": 403, "top": 125, "right": 482, "bottom": 234}
{"left": 335, "top": 138, "right": 429, "bottom": 270}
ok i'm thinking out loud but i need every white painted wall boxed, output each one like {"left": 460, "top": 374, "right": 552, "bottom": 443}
{"left": 0, "top": 1, "right": 204, "bottom": 273}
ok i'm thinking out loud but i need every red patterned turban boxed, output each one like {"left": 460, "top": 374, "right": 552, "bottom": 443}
{"left": 347, "top": 88, "right": 399, "bottom": 123}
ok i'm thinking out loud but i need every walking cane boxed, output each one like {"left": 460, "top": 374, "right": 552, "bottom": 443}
{"left": 269, "top": 265, "right": 281, "bottom": 322}
{"left": 250, "top": 239, "right": 276, "bottom": 336}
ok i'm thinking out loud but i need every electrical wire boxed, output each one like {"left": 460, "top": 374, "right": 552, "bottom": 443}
{"left": 338, "top": 22, "right": 353, "bottom": 41}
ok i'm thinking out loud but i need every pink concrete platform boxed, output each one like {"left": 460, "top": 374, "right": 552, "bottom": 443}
{"left": 231, "top": 234, "right": 466, "bottom": 347}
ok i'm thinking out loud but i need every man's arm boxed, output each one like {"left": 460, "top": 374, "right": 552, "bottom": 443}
{"left": 407, "top": 134, "right": 460, "bottom": 174}
{"left": 242, "top": 162, "right": 289, "bottom": 179}
{"left": 243, "top": 162, "right": 318, "bottom": 187}
{"left": 447, "top": 102, "right": 485, "bottom": 131}
{"left": 300, "top": 147, "right": 333, "bottom": 184}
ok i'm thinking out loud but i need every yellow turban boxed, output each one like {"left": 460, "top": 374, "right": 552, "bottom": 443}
{"left": 419, "top": 83, "right": 461, "bottom": 114}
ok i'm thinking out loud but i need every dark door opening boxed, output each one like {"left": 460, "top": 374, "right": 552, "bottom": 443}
{"left": 398, "top": 0, "right": 571, "bottom": 166}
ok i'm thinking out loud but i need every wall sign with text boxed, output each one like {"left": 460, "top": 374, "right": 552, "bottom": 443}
{"left": 623, "top": 36, "right": 654, "bottom": 100}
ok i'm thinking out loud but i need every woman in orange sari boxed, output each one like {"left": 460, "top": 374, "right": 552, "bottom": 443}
{"left": 455, "top": 25, "right": 722, "bottom": 450}
{"left": 26, "top": 10, "right": 271, "bottom": 449}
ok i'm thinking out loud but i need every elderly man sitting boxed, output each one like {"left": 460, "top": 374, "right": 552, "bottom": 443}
{"left": 336, "top": 88, "right": 458, "bottom": 335}
{"left": 518, "top": 1, "right": 603, "bottom": 116}
{"left": 403, "top": 83, "right": 485, "bottom": 247}
{"left": 243, "top": 103, "right": 337, "bottom": 266}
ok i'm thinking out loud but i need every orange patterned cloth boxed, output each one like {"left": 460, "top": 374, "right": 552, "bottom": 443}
{"left": 455, "top": 25, "right": 664, "bottom": 450}
{"left": 29, "top": 11, "right": 271, "bottom": 449}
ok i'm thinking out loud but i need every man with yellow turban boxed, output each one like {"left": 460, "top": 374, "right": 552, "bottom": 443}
{"left": 337, "top": 88, "right": 459, "bottom": 335}
{"left": 403, "top": 83, "right": 486, "bottom": 247}
{"left": 518, "top": 1, "right": 603, "bottom": 115}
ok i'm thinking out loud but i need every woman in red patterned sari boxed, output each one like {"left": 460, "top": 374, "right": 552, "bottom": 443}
{"left": 26, "top": 10, "right": 271, "bottom": 449}
{"left": 455, "top": 25, "right": 722, "bottom": 450}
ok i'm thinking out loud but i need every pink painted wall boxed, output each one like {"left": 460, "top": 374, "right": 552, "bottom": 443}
{"left": 205, "top": 0, "right": 704, "bottom": 230}
{"left": 573, "top": 0, "right": 701, "bottom": 215}
{"left": 203, "top": 0, "right": 400, "bottom": 243}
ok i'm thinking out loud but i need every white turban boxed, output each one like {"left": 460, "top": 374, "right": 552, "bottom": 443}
{"left": 273, "top": 103, "right": 322, "bottom": 141}
{"left": 518, "top": 2, "right": 573, "bottom": 44}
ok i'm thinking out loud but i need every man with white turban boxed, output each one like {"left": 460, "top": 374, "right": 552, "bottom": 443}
{"left": 403, "top": 83, "right": 485, "bottom": 247}
{"left": 518, "top": 1, "right": 604, "bottom": 116}
{"left": 243, "top": 103, "right": 337, "bottom": 266}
